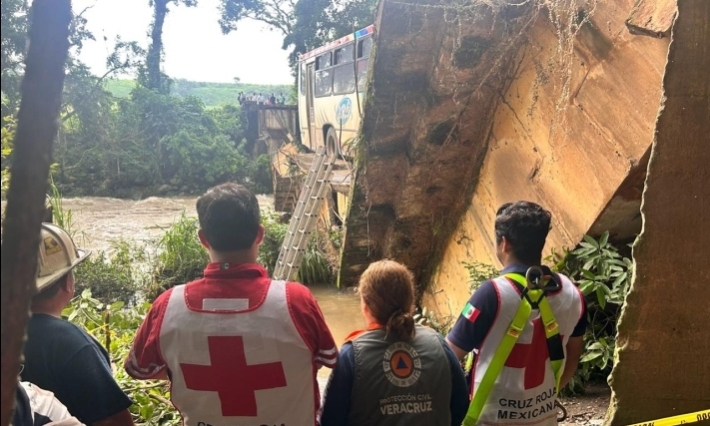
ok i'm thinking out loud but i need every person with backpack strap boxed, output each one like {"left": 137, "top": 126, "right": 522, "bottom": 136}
{"left": 446, "top": 201, "right": 588, "bottom": 425}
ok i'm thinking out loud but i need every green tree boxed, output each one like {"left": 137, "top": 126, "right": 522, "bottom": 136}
{"left": 1, "top": 110, "right": 16, "bottom": 196}
{"left": 143, "top": 0, "right": 197, "bottom": 93}
{"left": 1, "top": 0, "right": 28, "bottom": 116}
{"left": 219, "top": 0, "right": 376, "bottom": 69}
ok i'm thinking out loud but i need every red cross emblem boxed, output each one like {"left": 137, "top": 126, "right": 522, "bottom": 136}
{"left": 180, "top": 336, "right": 287, "bottom": 416}
{"left": 505, "top": 319, "right": 560, "bottom": 390}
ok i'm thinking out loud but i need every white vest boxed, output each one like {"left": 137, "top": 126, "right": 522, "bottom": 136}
{"left": 159, "top": 280, "right": 316, "bottom": 426}
{"left": 473, "top": 274, "right": 583, "bottom": 425}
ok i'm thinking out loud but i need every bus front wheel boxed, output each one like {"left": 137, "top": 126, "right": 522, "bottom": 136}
{"left": 325, "top": 127, "right": 339, "bottom": 157}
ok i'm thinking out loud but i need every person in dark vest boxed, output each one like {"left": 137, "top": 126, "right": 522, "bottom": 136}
{"left": 319, "top": 260, "right": 468, "bottom": 426}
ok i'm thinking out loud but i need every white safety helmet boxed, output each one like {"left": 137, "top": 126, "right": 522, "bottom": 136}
{"left": 36, "top": 223, "right": 90, "bottom": 293}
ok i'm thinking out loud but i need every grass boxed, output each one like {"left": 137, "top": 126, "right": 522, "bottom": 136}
{"left": 150, "top": 212, "right": 208, "bottom": 298}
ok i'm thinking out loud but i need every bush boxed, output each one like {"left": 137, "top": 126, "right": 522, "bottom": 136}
{"left": 75, "top": 240, "right": 146, "bottom": 306}
{"left": 463, "top": 261, "right": 499, "bottom": 292}
{"left": 258, "top": 212, "right": 288, "bottom": 275}
{"left": 150, "top": 212, "right": 208, "bottom": 298}
{"left": 547, "top": 231, "right": 632, "bottom": 393}
{"left": 297, "top": 237, "right": 334, "bottom": 285}
{"left": 257, "top": 212, "right": 334, "bottom": 284}
{"left": 2, "top": 112, "right": 16, "bottom": 197}
{"left": 244, "top": 154, "right": 273, "bottom": 195}
{"left": 64, "top": 290, "right": 179, "bottom": 426}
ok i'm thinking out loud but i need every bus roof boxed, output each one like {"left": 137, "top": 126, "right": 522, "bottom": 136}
{"left": 299, "top": 25, "right": 374, "bottom": 62}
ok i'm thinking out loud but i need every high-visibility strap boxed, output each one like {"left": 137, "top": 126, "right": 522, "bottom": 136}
{"left": 462, "top": 273, "right": 564, "bottom": 425}
{"left": 506, "top": 273, "right": 565, "bottom": 391}
{"left": 462, "top": 284, "right": 531, "bottom": 425}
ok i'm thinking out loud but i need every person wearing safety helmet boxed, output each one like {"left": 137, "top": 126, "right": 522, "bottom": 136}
{"left": 21, "top": 223, "right": 134, "bottom": 426}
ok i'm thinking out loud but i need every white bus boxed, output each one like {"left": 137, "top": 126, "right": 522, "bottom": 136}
{"left": 297, "top": 25, "right": 374, "bottom": 157}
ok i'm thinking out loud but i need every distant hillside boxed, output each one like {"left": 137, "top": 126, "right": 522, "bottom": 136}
{"left": 104, "top": 79, "right": 294, "bottom": 108}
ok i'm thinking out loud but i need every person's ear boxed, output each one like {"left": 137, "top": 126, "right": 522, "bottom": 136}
{"left": 198, "top": 229, "right": 210, "bottom": 249}
{"left": 254, "top": 225, "right": 265, "bottom": 247}
{"left": 63, "top": 272, "right": 75, "bottom": 293}
{"left": 501, "top": 236, "right": 513, "bottom": 255}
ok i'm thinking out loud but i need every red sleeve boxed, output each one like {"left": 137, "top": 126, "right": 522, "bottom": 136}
{"left": 124, "top": 289, "right": 172, "bottom": 379}
{"left": 286, "top": 282, "right": 338, "bottom": 368}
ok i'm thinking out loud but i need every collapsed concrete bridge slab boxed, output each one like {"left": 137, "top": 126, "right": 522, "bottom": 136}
{"left": 338, "top": 0, "right": 673, "bottom": 311}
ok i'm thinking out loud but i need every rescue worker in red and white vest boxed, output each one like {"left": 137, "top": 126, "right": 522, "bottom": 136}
{"left": 125, "top": 182, "right": 338, "bottom": 426}
{"left": 446, "top": 201, "right": 588, "bottom": 425}
{"left": 319, "top": 260, "right": 469, "bottom": 426}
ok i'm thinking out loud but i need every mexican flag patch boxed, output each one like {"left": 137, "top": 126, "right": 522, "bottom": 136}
{"left": 462, "top": 303, "right": 480, "bottom": 322}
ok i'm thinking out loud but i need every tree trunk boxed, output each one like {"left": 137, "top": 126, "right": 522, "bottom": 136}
{"left": 0, "top": 0, "right": 72, "bottom": 423}
{"left": 147, "top": 0, "right": 168, "bottom": 92}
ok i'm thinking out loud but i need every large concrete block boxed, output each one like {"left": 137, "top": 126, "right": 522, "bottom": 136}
{"left": 607, "top": 0, "right": 710, "bottom": 423}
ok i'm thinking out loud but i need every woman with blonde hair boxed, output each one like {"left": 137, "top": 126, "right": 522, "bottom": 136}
{"left": 320, "top": 260, "right": 468, "bottom": 426}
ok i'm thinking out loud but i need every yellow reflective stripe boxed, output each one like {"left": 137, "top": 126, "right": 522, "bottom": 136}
{"left": 538, "top": 297, "right": 560, "bottom": 337}
{"left": 506, "top": 273, "right": 564, "bottom": 388}
{"left": 463, "top": 288, "right": 532, "bottom": 425}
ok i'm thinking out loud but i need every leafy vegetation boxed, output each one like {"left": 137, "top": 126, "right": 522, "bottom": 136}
{"left": 1, "top": 110, "right": 15, "bottom": 196}
{"left": 74, "top": 242, "right": 145, "bottom": 306}
{"left": 51, "top": 85, "right": 271, "bottom": 197}
{"left": 297, "top": 237, "right": 334, "bottom": 285}
{"left": 149, "top": 213, "right": 209, "bottom": 299}
{"left": 63, "top": 290, "right": 179, "bottom": 426}
{"left": 258, "top": 212, "right": 289, "bottom": 275}
{"left": 463, "top": 261, "right": 500, "bottom": 292}
{"left": 547, "top": 231, "right": 633, "bottom": 393}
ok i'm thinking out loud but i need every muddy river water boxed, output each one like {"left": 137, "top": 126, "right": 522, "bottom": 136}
{"left": 42, "top": 196, "right": 364, "bottom": 387}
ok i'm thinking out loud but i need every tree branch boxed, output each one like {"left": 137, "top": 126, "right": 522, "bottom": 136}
{"left": 60, "top": 64, "right": 126, "bottom": 123}
{"left": 0, "top": 1, "right": 72, "bottom": 423}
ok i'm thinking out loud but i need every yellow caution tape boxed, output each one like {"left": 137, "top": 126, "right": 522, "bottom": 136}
{"left": 626, "top": 409, "right": 710, "bottom": 426}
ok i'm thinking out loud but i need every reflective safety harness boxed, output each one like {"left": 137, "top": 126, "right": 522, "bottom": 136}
{"left": 463, "top": 267, "right": 566, "bottom": 426}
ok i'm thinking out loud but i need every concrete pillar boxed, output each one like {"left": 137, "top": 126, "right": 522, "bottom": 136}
{"left": 607, "top": 1, "right": 710, "bottom": 424}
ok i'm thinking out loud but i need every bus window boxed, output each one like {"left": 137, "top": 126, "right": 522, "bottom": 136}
{"left": 299, "top": 63, "right": 306, "bottom": 94}
{"left": 315, "top": 69, "right": 332, "bottom": 97}
{"left": 333, "top": 64, "right": 355, "bottom": 95}
{"left": 357, "top": 37, "right": 373, "bottom": 59}
{"left": 357, "top": 57, "right": 369, "bottom": 92}
{"left": 316, "top": 52, "right": 332, "bottom": 70}
{"left": 334, "top": 44, "right": 354, "bottom": 65}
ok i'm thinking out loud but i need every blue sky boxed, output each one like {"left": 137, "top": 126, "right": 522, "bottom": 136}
{"left": 73, "top": 0, "right": 293, "bottom": 85}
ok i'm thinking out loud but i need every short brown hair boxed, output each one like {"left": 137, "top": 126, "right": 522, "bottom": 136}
{"left": 196, "top": 183, "right": 261, "bottom": 252}
{"left": 33, "top": 274, "right": 69, "bottom": 301}
{"left": 359, "top": 260, "right": 416, "bottom": 341}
